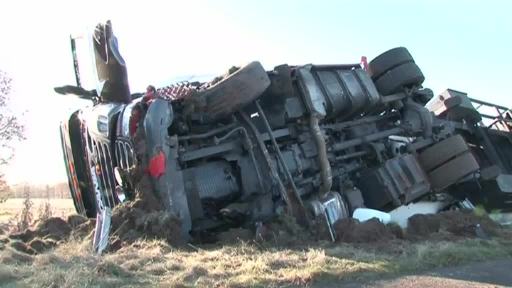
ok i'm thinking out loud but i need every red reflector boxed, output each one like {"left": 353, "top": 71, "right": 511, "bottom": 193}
{"left": 148, "top": 151, "right": 166, "bottom": 178}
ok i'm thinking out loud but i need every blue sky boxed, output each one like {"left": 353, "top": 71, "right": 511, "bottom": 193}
{"left": 0, "top": 0, "right": 511, "bottom": 184}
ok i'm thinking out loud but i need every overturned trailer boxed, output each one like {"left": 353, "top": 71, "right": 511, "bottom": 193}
{"left": 58, "top": 21, "right": 512, "bottom": 252}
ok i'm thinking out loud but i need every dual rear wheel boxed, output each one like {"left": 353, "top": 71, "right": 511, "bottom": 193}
{"left": 368, "top": 47, "right": 425, "bottom": 95}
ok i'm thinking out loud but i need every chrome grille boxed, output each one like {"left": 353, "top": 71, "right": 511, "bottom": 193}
{"left": 114, "top": 139, "right": 136, "bottom": 170}
{"left": 85, "top": 127, "right": 136, "bottom": 209}
{"left": 87, "top": 132, "right": 117, "bottom": 208}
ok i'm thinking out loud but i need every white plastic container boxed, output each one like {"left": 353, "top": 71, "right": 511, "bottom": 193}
{"left": 352, "top": 208, "right": 391, "bottom": 224}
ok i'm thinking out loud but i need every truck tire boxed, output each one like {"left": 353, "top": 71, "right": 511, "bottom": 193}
{"left": 369, "top": 47, "right": 414, "bottom": 80}
{"left": 203, "top": 61, "right": 271, "bottom": 121}
{"left": 418, "top": 135, "right": 469, "bottom": 172}
{"left": 428, "top": 152, "right": 479, "bottom": 190}
{"left": 374, "top": 62, "right": 425, "bottom": 95}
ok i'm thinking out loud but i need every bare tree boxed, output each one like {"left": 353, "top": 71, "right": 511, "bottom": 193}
{"left": 0, "top": 70, "right": 24, "bottom": 197}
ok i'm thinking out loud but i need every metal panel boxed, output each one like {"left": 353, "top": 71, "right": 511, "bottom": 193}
{"left": 297, "top": 65, "right": 381, "bottom": 120}
{"left": 183, "top": 161, "right": 239, "bottom": 200}
{"left": 359, "top": 154, "right": 431, "bottom": 209}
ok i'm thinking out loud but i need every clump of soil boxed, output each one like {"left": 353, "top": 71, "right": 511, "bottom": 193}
{"left": 334, "top": 218, "right": 396, "bottom": 243}
{"left": 33, "top": 217, "right": 71, "bottom": 241}
{"left": 256, "top": 214, "right": 326, "bottom": 247}
{"left": 407, "top": 214, "right": 441, "bottom": 237}
{"left": 106, "top": 121, "right": 183, "bottom": 252}
{"left": 406, "top": 210, "right": 502, "bottom": 240}
{"left": 108, "top": 202, "right": 183, "bottom": 252}
{"left": 0, "top": 246, "right": 34, "bottom": 265}
{"left": 67, "top": 214, "right": 88, "bottom": 229}
{"left": 0, "top": 214, "right": 94, "bottom": 257}
{"left": 70, "top": 219, "right": 96, "bottom": 240}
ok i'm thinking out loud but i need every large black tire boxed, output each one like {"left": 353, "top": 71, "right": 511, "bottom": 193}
{"left": 203, "top": 61, "right": 271, "bottom": 121}
{"left": 369, "top": 47, "right": 414, "bottom": 80}
{"left": 61, "top": 116, "right": 98, "bottom": 218}
{"left": 374, "top": 62, "right": 425, "bottom": 95}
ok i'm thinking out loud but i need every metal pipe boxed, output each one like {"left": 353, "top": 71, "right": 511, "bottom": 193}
{"left": 254, "top": 101, "right": 304, "bottom": 203}
{"left": 480, "top": 113, "right": 502, "bottom": 120}
{"left": 178, "top": 123, "right": 237, "bottom": 141}
{"left": 333, "top": 127, "right": 403, "bottom": 152}
{"left": 324, "top": 112, "right": 398, "bottom": 131}
{"left": 252, "top": 102, "right": 308, "bottom": 226}
{"left": 310, "top": 116, "right": 332, "bottom": 196}
{"left": 335, "top": 151, "right": 368, "bottom": 161}
{"left": 470, "top": 97, "right": 510, "bottom": 112}
{"left": 239, "top": 111, "right": 292, "bottom": 206}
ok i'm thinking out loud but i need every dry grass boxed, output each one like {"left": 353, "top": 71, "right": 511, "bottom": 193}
{"left": 1, "top": 236, "right": 511, "bottom": 288}
{"left": 1, "top": 198, "right": 511, "bottom": 287}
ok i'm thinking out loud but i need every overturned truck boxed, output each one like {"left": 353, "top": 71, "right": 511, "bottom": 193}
{"left": 58, "top": 21, "right": 512, "bottom": 252}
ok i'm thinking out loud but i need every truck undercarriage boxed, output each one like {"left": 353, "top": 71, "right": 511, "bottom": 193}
{"left": 58, "top": 21, "right": 512, "bottom": 253}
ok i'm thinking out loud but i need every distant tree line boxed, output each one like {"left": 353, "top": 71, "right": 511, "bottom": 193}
{"left": 6, "top": 182, "right": 71, "bottom": 199}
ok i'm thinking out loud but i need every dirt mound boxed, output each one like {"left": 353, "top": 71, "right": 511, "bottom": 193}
{"left": 71, "top": 219, "right": 95, "bottom": 240}
{"left": 407, "top": 214, "right": 441, "bottom": 237}
{"left": 1, "top": 214, "right": 95, "bottom": 255}
{"left": 8, "top": 217, "right": 73, "bottom": 244}
{"left": 0, "top": 247, "right": 34, "bottom": 265}
{"left": 334, "top": 218, "right": 397, "bottom": 243}
{"left": 109, "top": 206, "right": 183, "bottom": 251}
{"left": 106, "top": 172, "right": 182, "bottom": 251}
{"left": 331, "top": 210, "right": 505, "bottom": 244}
{"left": 406, "top": 210, "right": 501, "bottom": 240}
{"left": 34, "top": 217, "right": 71, "bottom": 240}
{"left": 28, "top": 238, "right": 56, "bottom": 253}
{"left": 8, "top": 241, "right": 36, "bottom": 255}
{"left": 67, "top": 214, "right": 88, "bottom": 229}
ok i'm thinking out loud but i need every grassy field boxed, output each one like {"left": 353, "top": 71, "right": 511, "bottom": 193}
{"left": 1, "top": 237, "right": 512, "bottom": 287}
{"left": 0, "top": 198, "right": 75, "bottom": 224}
